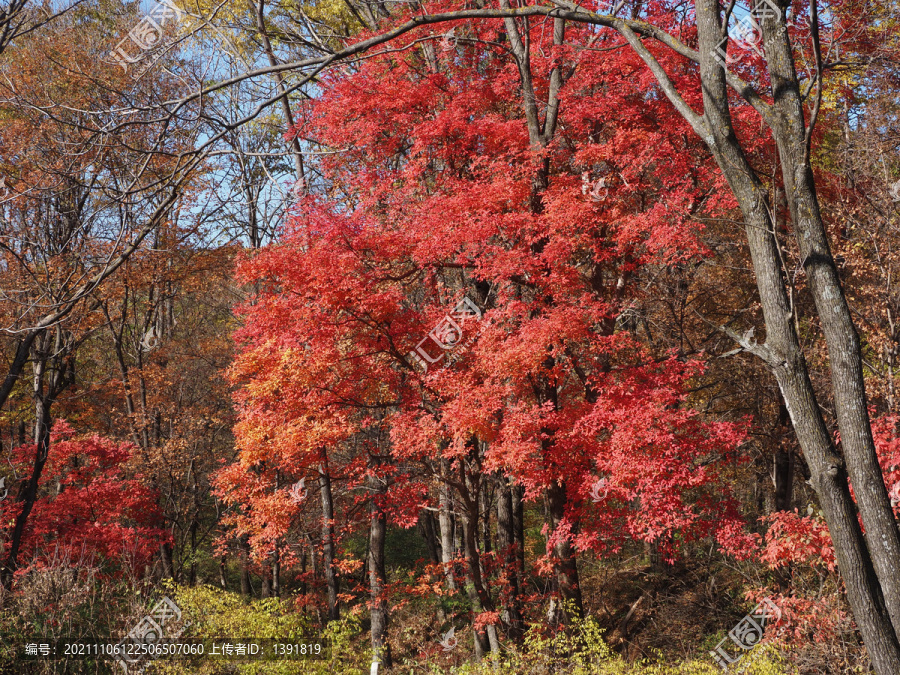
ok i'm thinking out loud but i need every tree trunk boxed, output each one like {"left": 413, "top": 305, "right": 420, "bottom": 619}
{"left": 512, "top": 483, "right": 525, "bottom": 582}
{"left": 497, "top": 474, "right": 524, "bottom": 642}
{"left": 684, "top": 3, "right": 900, "bottom": 669}
{"left": 240, "top": 536, "right": 252, "bottom": 598}
{"left": 2, "top": 397, "right": 52, "bottom": 588}
{"left": 546, "top": 478, "right": 583, "bottom": 624}
{"left": 459, "top": 456, "right": 500, "bottom": 656}
{"left": 160, "top": 542, "right": 175, "bottom": 581}
{"left": 765, "top": 22, "right": 900, "bottom": 634}
{"left": 420, "top": 509, "right": 441, "bottom": 565}
{"left": 319, "top": 450, "right": 340, "bottom": 622}
{"left": 2, "top": 329, "right": 73, "bottom": 589}
{"left": 273, "top": 471, "right": 281, "bottom": 598}
{"left": 439, "top": 460, "right": 458, "bottom": 591}
{"left": 773, "top": 403, "right": 795, "bottom": 512}
{"left": 368, "top": 466, "right": 393, "bottom": 670}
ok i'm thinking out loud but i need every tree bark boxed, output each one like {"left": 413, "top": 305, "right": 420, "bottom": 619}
{"left": 684, "top": 2, "right": 900, "bottom": 669}
{"left": 240, "top": 536, "right": 252, "bottom": 598}
{"left": 420, "top": 508, "right": 441, "bottom": 565}
{"left": 319, "top": 450, "right": 340, "bottom": 622}
{"left": 459, "top": 453, "right": 500, "bottom": 656}
{"left": 2, "top": 328, "right": 73, "bottom": 589}
{"left": 763, "top": 16, "right": 900, "bottom": 635}
{"left": 368, "top": 463, "right": 392, "bottom": 670}
{"left": 545, "top": 477, "right": 583, "bottom": 624}
{"left": 497, "top": 474, "right": 525, "bottom": 642}
{"left": 439, "top": 459, "right": 458, "bottom": 591}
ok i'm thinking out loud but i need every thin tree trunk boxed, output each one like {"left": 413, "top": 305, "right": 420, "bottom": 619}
{"left": 2, "top": 329, "right": 72, "bottom": 589}
{"left": 368, "top": 465, "right": 392, "bottom": 670}
{"left": 512, "top": 483, "right": 525, "bottom": 583}
{"left": 439, "top": 460, "right": 458, "bottom": 591}
{"left": 240, "top": 536, "right": 252, "bottom": 598}
{"left": 773, "top": 403, "right": 795, "bottom": 513}
{"left": 460, "top": 456, "right": 500, "bottom": 656}
{"left": 273, "top": 471, "right": 281, "bottom": 598}
{"left": 420, "top": 509, "right": 441, "bottom": 565}
{"left": 319, "top": 450, "right": 340, "bottom": 622}
{"left": 497, "top": 474, "right": 524, "bottom": 642}
{"left": 306, "top": 533, "right": 323, "bottom": 624}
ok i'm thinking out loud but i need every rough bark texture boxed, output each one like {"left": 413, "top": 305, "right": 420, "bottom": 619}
{"left": 459, "top": 451, "right": 500, "bottom": 656}
{"left": 2, "top": 328, "right": 74, "bottom": 588}
{"left": 319, "top": 451, "right": 340, "bottom": 622}
{"left": 368, "top": 466, "right": 392, "bottom": 669}
{"left": 677, "top": 1, "right": 900, "bottom": 670}
{"left": 439, "top": 459, "right": 458, "bottom": 591}
{"left": 497, "top": 474, "right": 525, "bottom": 642}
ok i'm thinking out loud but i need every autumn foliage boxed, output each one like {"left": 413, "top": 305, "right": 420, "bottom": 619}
{"left": 1, "top": 421, "right": 167, "bottom": 572}
{"left": 0, "top": 0, "right": 899, "bottom": 673}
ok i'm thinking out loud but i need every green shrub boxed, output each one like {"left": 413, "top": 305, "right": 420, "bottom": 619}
{"left": 418, "top": 613, "right": 789, "bottom": 675}
{"left": 149, "top": 584, "right": 368, "bottom": 675}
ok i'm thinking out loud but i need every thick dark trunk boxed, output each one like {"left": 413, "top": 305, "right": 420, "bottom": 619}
{"left": 772, "top": 403, "right": 795, "bottom": 513}
{"left": 686, "top": 4, "right": 900, "bottom": 669}
{"left": 319, "top": 451, "right": 340, "bottom": 622}
{"left": 480, "top": 481, "right": 492, "bottom": 558}
{"left": 420, "top": 509, "right": 441, "bottom": 565}
{"left": 773, "top": 448, "right": 794, "bottom": 513}
{"left": 460, "top": 458, "right": 500, "bottom": 656}
{"left": 272, "top": 557, "right": 280, "bottom": 598}
{"left": 161, "top": 542, "right": 175, "bottom": 581}
{"left": 461, "top": 508, "right": 491, "bottom": 658}
{"left": 240, "top": 536, "right": 252, "bottom": 598}
{"left": 2, "top": 399, "right": 51, "bottom": 588}
{"left": 439, "top": 461, "right": 458, "bottom": 591}
{"left": 546, "top": 478, "right": 583, "bottom": 624}
{"left": 497, "top": 474, "right": 525, "bottom": 642}
{"left": 368, "top": 470, "right": 392, "bottom": 670}
{"left": 2, "top": 331, "right": 73, "bottom": 589}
